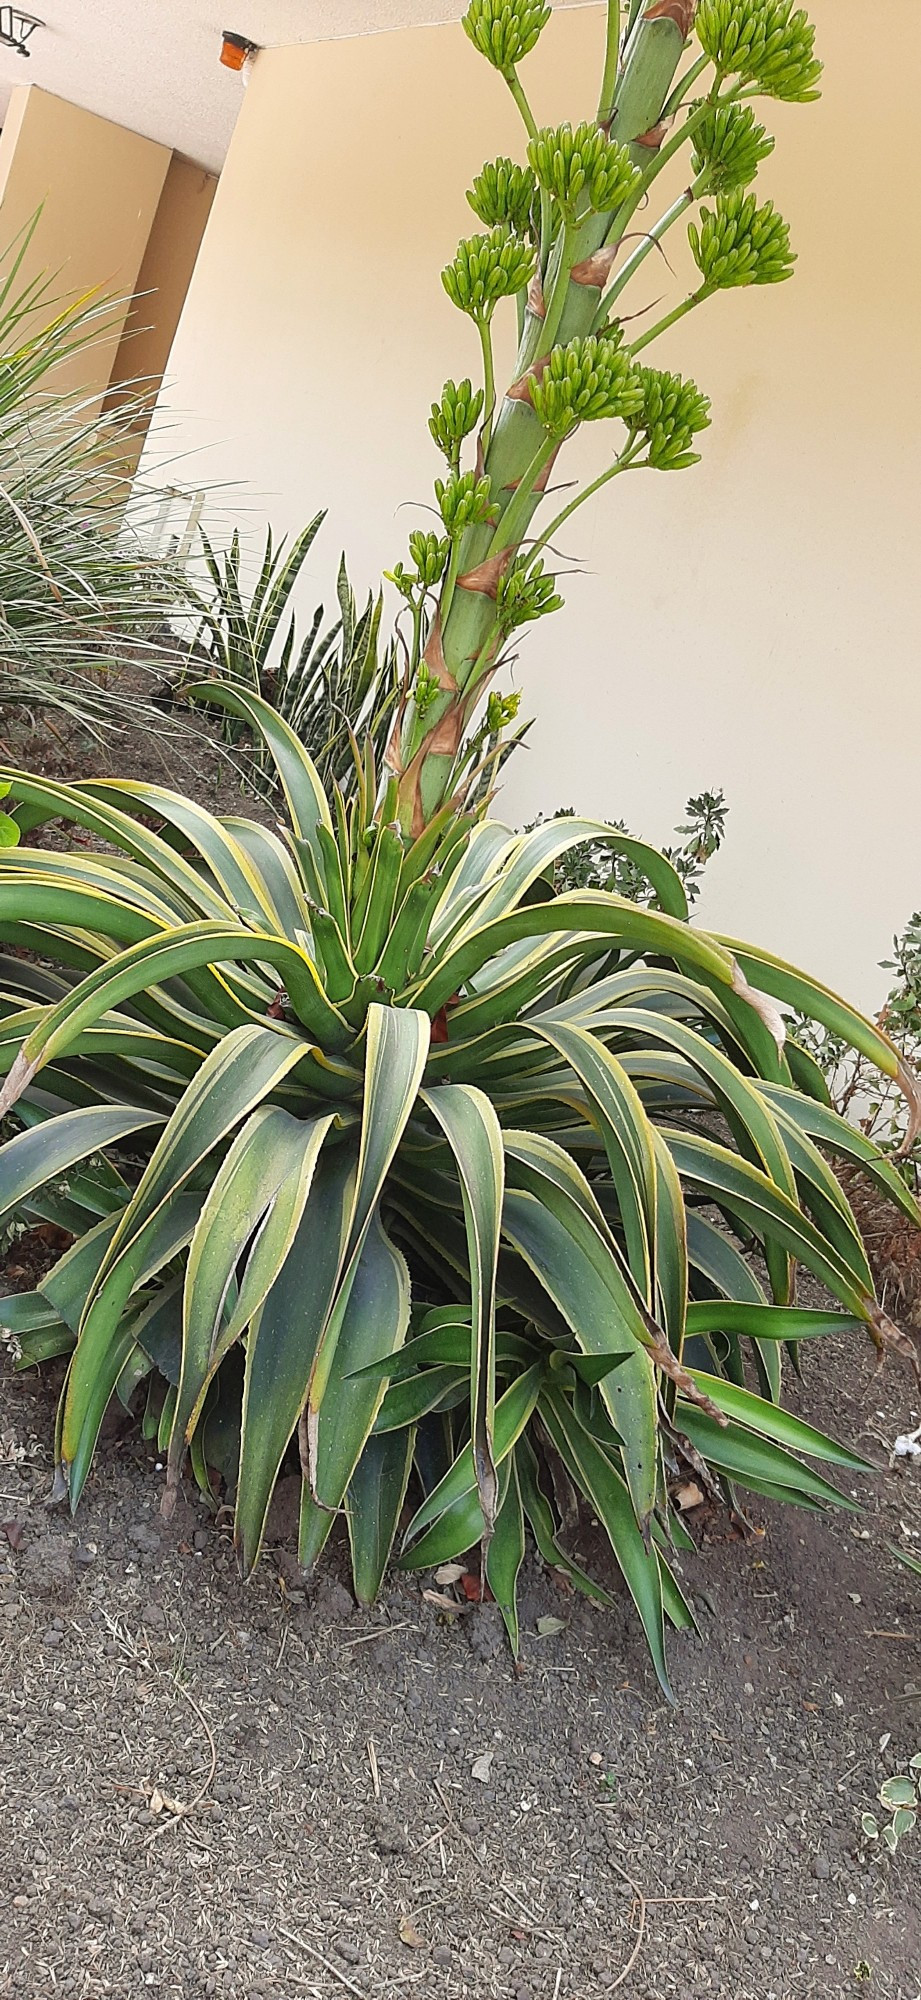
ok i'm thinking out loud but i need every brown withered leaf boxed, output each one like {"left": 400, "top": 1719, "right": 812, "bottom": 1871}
{"left": 398, "top": 1916, "right": 426, "bottom": 1950}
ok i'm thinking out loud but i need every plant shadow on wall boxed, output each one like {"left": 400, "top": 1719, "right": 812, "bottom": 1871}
{"left": 0, "top": 0, "right": 919, "bottom": 1700}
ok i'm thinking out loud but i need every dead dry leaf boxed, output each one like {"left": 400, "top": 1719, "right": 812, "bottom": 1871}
{"left": 398, "top": 1916, "right": 426, "bottom": 1950}
{"left": 536, "top": 1615, "right": 567, "bottom": 1636}
{"left": 434, "top": 1562, "right": 466, "bottom": 1586}
{"left": 675, "top": 1481, "right": 704, "bottom": 1511}
{"left": 471, "top": 1751, "right": 493, "bottom": 1782}
{"left": 422, "top": 1589, "right": 462, "bottom": 1614}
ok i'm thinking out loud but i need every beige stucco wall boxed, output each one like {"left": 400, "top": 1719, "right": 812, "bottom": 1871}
{"left": 104, "top": 155, "right": 217, "bottom": 468}
{"left": 147, "top": 0, "right": 921, "bottom": 1006}
{"left": 0, "top": 85, "right": 171, "bottom": 401}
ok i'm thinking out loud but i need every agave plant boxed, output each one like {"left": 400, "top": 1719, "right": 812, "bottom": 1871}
{"left": 0, "top": 695, "right": 917, "bottom": 1694}
{"left": 0, "top": 0, "right": 917, "bottom": 1695}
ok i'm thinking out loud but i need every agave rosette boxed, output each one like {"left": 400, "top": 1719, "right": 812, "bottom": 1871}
{"left": 0, "top": 694, "right": 915, "bottom": 1696}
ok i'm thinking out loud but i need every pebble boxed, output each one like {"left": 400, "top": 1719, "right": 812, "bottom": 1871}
{"left": 251, "top": 1930, "right": 271, "bottom": 1950}
{"left": 334, "top": 1941, "right": 360, "bottom": 1965}
{"left": 811, "top": 1855, "right": 830, "bottom": 1880}
{"left": 433, "top": 1946, "right": 452, "bottom": 1967}
{"left": 129, "top": 1524, "right": 161, "bottom": 1554}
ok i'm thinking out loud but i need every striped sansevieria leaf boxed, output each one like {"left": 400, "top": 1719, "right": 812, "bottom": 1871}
{"left": 0, "top": 696, "right": 915, "bottom": 1700}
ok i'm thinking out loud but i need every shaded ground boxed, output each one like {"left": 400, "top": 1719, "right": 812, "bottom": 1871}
{"left": 0, "top": 1319, "right": 919, "bottom": 2000}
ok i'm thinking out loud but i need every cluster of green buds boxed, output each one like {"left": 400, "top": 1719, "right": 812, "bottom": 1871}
{"left": 412, "top": 661, "right": 443, "bottom": 720}
{"left": 527, "top": 122, "right": 640, "bottom": 221}
{"left": 462, "top": 0, "right": 550, "bottom": 75}
{"left": 385, "top": 531, "right": 450, "bottom": 603}
{"left": 629, "top": 368, "right": 712, "bottom": 472}
{"left": 495, "top": 555, "right": 564, "bottom": 636}
{"left": 428, "top": 378, "right": 484, "bottom": 470}
{"left": 691, "top": 104, "right": 775, "bottom": 194}
{"left": 689, "top": 189, "right": 795, "bottom": 291}
{"left": 530, "top": 334, "right": 643, "bottom": 438}
{"left": 442, "top": 226, "right": 536, "bottom": 322}
{"left": 435, "top": 469, "right": 499, "bottom": 536}
{"left": 467, "top": 157, "right": 537, "bottom": 235}
{"left": 696, "top": 0, "right": 822, "bottom": 102}
{"left": 485, "top": 686, "right": 523, "bottom": 731}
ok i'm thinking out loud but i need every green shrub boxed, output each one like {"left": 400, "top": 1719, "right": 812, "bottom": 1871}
{"left": 0, "top": 215, "right": 187, "bottom": 727}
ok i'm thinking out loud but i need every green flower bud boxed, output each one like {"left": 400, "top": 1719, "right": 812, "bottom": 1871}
{"left": 467, "top": 156, "right": 538, "bottom": 235}
{"left": 631, "top": 367, "right": 711, "bottom": 470}
{"left": 486, "top": 686, "right": 524, "bottom": 731}
{"left": 384, "top": 562, "right": 417, "bottom": 604}
{"left": 530, "top": 334, "right": 643, "bottom": 437}
{"left": 412, "top": 663, "right": 442, "bottom": 719}
{"left": 495, "top": 556, "right": 564, "bottom": 635}
{"left": 462, "top": 0, "right": 550, "bottom": 74}
{"left": 691, "top": 104, "right": 774, "bottom": 193}
{"left": 429, "top": 378, "right": 485, "bottom": 464}
{"left": 696, "top": 0, "right": 822, "bottom": 102}
{"left": 441, "top": 226, "right": 536, "bottom": 320}
{"left": 408, "top": 531, "right": 450, "bottom": 587}
{"left": 527, "top": 122, "right": 641, "bottom": 218}
{"left": 435, "top": 470, "right": 499, "bottom": 536}
{"left": 689, "top": 189, "right": 795, "bottom": 290}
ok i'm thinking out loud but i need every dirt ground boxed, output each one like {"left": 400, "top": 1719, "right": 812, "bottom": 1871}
{"left": 0, "top": 705, "right": 920, "bottom": 1999}
{"left": 0, "top": 1316, "right": 919, "bottom": 2000}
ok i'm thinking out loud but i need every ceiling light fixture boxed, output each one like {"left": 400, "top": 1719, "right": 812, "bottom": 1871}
{"left": 0, "top": 7, "right": 43, "bottom": 56}
{"left": 220, "top": 29, "right": 259, "bottom": 72}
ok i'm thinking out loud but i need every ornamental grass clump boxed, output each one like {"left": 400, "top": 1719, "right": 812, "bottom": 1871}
{"left": 0, "top": 0, "right": 917, "bottom": 1696}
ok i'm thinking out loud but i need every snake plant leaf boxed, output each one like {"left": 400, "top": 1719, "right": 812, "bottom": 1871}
{"left": 422, "top": 1082, "right": 504, "bottom": 1538}
{"left": 299, "top": 1209, "right": 410, "bottom": 1569}
{"left": 346, "top": 1425, "right": 416, "bottom": 1605}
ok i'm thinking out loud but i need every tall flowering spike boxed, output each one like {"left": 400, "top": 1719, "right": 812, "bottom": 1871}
{"left": 689, "top": 189, "right": 795, "bottom": 290}
{"left": 530, "top": 335, "right": 643, "bottom": 436}
{"left": 527, "top": 122, "right": 642, "bottom": 220}
{"left": 632, "top": 368, "right": 711, "bottom": 470}
{"left": 696, "top": 0, "right": 822, "bottom": 102}
{"left": 462, "top": 0, "right": 551, "bottom": 74}
{"left": 429, "top": 379, "right": 485, "bottom": 464}
{"left": 691, "top": 104, "right": 775, "bottom": 193}
{"left": 441, "top": 227, "right": 536, "bottom": 321}
{"left": 467, "top": 157, "right": 538, "bottom": 235}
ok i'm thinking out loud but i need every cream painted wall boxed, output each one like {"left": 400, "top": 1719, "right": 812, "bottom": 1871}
{"left": 0, "top": 85, "right": 171, "bottom": 401}
{"left": 148, "top": 1, "right": 921, "bottom": 1006}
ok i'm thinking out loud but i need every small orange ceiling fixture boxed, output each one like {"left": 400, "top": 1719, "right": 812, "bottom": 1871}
{"left": 220, "top": 29, "right": 259, "bottom": 72}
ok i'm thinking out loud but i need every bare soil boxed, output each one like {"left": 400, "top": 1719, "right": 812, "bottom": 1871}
{"left": 0, "top": 703, "right": 919, "bottom": 1999}
{"left": 0, "top": 1320, "right": 919, "bottom": 2000}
